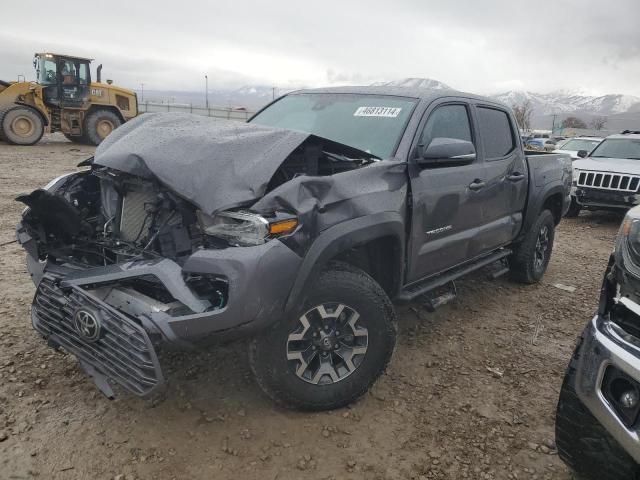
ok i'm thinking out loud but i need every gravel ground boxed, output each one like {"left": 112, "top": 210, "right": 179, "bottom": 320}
{"left": 0, "top": 134, "right": 622, "bottom": 480}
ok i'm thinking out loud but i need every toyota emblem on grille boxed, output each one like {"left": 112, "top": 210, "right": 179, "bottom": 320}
{"left": 73, "top": 309, "right": 101, "bottom": 342}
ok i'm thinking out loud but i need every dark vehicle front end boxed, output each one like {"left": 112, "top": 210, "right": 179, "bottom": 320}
{"left": 556, "top": 206, "right": 640, "bottom": 479}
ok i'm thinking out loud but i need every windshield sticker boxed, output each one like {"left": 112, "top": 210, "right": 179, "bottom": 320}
{"left": 353, "top": 106, "right": 402, "bottom": 118}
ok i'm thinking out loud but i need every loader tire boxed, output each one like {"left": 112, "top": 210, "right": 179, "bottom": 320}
{"left": 84, "top": 109, "right": 121, "bottom": 145}
{"left": 1, "top": 106, "right": 44, "bottom": 146}
{"left": 555, "top": 334, "right": 640, "bottom": 480}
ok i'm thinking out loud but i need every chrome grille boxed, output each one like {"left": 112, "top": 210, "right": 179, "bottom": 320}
{"left": 577, "top": 170, "right": 640, "bottom": 193}
{"left": 32, "top": 275, "right": 163, "bottom": 396}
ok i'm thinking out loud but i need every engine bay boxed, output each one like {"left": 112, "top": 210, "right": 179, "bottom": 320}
{"left": 16, "top": 137, "right": 374, "bottom": 270}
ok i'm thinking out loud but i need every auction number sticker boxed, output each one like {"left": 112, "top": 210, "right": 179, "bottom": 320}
{"left": 353, "top": 106, "right": 402, "bottom": 118}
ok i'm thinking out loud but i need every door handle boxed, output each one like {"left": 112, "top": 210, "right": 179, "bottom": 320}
{"left": 507, "top": 172, "right": 525, "bottom": 182}
{"left": 468, "top": 180, "right": 486, "bottom": 191}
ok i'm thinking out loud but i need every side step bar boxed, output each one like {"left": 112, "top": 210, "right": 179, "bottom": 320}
{"left": 395, "top": 249, "right": 512, "bottom": 304}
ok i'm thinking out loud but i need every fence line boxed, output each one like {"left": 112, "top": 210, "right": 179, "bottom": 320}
{"left": 137, "top": 101, "right": 255, "bottom": 121}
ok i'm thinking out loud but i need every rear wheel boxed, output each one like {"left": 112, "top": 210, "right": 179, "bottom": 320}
{"left": 84, "top": 109, "right": 121, "bottom": 145}
{"left": 510, "top": 209, "right": 555, "bottom": 284}
{"left": 1, "top": 106, "right": 44, "bottom": 145}
{"left": 250, "top": 262, "right": 397, "bottom": 410}
{"left": 556, "top": 335, "right": 640, "bottom": 480}
{"left": 565, "top": 196, "right": 582, "bottom": 218}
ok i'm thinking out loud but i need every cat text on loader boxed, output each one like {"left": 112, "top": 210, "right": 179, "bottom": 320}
{"left": 0, "top": 53, "right": 138, "bottom": 146}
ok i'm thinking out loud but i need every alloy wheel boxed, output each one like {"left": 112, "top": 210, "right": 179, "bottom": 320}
{"left": 286, "top": 303, "right": 368, "bottom": 385}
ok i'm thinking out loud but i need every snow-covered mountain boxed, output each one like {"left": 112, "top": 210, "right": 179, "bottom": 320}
{"left": 371, "top": 77, "right": 452, "bottom": 90}
{"left": 491, "top": 90, "right": 640, "bottom": 116}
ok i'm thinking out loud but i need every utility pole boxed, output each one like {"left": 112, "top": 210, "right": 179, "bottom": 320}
{"left": 551, "top": 113, "right": 557, "bottom": 134}
{"left": 272, "top": 87, "right": 276, "bottom": 100}
{"left": 205, "top": 75, "right": 209, "bottom": 109}
{"left": 140, "top": 83, "right": 145, "bottom": 102}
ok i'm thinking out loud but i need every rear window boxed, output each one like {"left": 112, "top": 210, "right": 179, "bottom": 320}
{"left": 477, "top": 107, "right": 515, "bottom": 159}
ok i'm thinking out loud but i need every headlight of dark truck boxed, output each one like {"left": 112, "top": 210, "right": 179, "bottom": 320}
{"left": 620, "top": 210, "right": 640, "bottom": 265}
{"left": 197, "top": 210, "right": 299, "bottom": 246}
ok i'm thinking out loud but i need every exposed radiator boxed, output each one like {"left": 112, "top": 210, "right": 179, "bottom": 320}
{"left": 119, "top": 190, "right": 158, "bottom": 242}
{"left": 577, "top": 171, "right": 640, "bottom": 193}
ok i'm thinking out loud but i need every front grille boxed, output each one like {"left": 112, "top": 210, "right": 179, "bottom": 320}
{"left": 611, "top": 300, "right": 640, "bottom": 340}
{"left": 32, "top": 275, "right": 163, "bottom": 396}
{"left": 577, "top": 170, "right": 640, "bottom": 193}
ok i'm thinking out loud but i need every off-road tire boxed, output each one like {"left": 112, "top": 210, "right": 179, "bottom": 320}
{"left": 510, "top": 209, "right": 555, "bottom": 284}
{"left": 84, "top": 109, "right": 121, "bottom": 145}
{"left": 0, "top": 106, "right": 44, "bottom": 145}
{"left": 565, "top": 196, "right": 582, "bottom": 218}
{"left": 556, "top": 334, "right": 640, "bottom": 480}
{"left": 249, "top": 262, "right": 397, "bottom": 411}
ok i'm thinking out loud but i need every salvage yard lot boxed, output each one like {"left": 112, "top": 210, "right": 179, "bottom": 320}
{"left": 0, "top": 135, "right": 619, "bottom": 480}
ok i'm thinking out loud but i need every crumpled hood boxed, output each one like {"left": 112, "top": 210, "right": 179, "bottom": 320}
{"left": 93, "top": 112, "right": 312, "bottom": 214}
{"left": 573, "top": 157, "right": 640, "bottom": 176}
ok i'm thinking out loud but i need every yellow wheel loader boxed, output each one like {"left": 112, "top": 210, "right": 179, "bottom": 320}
{"left": 0, "top": 53, "right": 138, "bottom": 146}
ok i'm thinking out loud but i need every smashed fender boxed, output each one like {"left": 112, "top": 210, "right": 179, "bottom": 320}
{"left": 93, "top": 113, "right": 377, "bottom": 215}
{"left": 253, "top": 160, "right": 408, "bottom": 234}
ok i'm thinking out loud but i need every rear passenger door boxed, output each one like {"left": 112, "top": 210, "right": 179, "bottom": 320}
{"left": 474, "top": 105, "right": 527, "bottom": 248}
{"left": 406, "top": 101, "right": 488, "bottom": 282}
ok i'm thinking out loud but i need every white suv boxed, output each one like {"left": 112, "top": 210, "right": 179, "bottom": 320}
{"left": 567, "top": 131, "right": 640, "bottom": 217}
{"left": 554, "top": 136, "right": 603, "bottom": 160}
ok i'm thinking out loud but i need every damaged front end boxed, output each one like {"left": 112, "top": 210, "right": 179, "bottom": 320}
{"left": 16, "top": 113, "right": 396, "bottom": 399}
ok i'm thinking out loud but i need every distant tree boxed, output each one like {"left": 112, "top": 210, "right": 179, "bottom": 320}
{"left": 590, "top": 116, "right": 608, "bottom": 130}
{"left": 562, "top": 116, "right": 587, "bottom": 129}
{"left": 512, "top": 100, "right": 533, "bottom": 131}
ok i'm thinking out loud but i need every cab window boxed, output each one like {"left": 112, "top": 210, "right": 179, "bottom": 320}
{"left": 40, "top": 59, "right": 57, "bottom": 85}
{"left": 420, "top": 104, "right": 473, "bottom": 148}
{"left": 79, "top": 63, "right": 89, "bottom": 85}
{"left": 477, "top": 107, "right": 516, "bottom": 159}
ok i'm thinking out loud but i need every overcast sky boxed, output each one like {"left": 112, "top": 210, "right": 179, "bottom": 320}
{"left": 2, "top": 0, "right": 639, "bottom": 96}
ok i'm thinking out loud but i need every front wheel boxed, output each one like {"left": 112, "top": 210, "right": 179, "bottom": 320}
{"left": 250, "top": 263, "right": 397, "bottom": 410}
{"left": 1, "top": 106, "right": 45, "bottom": 145}
{"left": 510, "top": 209, "right": 555, "bottom": 284}
{"left": 556, "top": 335, "right": 640, "bottom": 480}
{"left": 565, "top": 196, "right": 582, "bottom": 218}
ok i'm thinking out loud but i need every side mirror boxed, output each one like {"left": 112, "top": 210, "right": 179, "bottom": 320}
{"left": 418, "top": 138, "right": 476, "bottom": 166}
{"left": 577, "top": 150, "right": 588, "bottom": 158}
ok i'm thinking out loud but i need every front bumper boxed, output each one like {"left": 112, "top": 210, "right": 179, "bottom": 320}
{"left": 33, "top": 274, "right": 164, "bottom": 398}
{"left": 21, "top": 229, "right": 303, "bottom": 397}
{"left": 572, "top": 185, "right": 640, "bottom": 210}
{"left": 574, "top": 310, "right": 640, "bottom": 464}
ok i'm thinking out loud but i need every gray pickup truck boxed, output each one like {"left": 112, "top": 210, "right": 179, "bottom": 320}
{"left": 16, "top": 86, "right": 572, "bottom": 410}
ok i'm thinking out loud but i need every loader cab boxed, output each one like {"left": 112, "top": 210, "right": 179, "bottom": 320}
{"left": 34, "top": 53, "right": 92, "bottom": 107}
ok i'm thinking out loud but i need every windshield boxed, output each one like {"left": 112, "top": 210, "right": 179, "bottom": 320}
{"left": 249, "top": 93, "right": 418, "bottom": 158}
{"left": 590, "top": 138, "right": 640, "bottom": 160}
{"left": 37, "top": 57, "right": 57, "bottom": 85}
{"left": 558, "top": 138, "right": 601, "bottom": 152}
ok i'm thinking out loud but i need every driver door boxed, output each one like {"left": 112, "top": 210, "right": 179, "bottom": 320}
{"left": 406, "top": 101, "right": 488, "bottom": 282}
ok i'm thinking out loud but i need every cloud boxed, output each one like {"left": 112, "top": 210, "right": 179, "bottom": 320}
{"left": 1, "top": 0, "right": 639, "bottom": 96}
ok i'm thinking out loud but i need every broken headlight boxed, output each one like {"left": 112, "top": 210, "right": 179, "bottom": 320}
{"left": 620, "top": 209, "right": 640, "bottom": 264}
{"left": 197, "top": 210, "right": 298, "bottom": 246}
